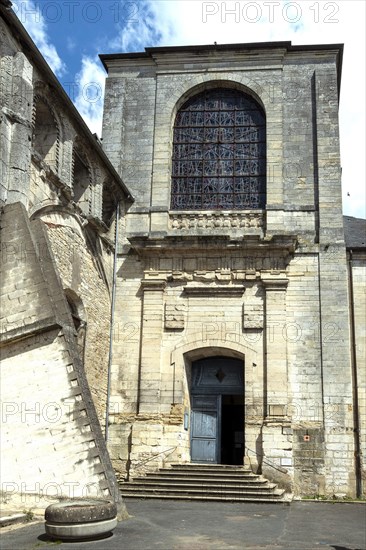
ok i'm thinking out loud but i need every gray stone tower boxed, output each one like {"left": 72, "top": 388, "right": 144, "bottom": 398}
{"left": 100, "top": 42, "right": 360, "bottom": 497}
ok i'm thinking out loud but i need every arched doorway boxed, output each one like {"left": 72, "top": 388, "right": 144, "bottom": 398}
{"left": 190, "top": 356, "right": 244, "bottom": 465}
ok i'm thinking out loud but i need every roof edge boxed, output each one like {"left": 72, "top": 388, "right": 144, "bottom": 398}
{"left": 99, "top": 41, "right": 343, "bottom": 95}
{"left": 100, "top": 40, "right": 343, "bottom": 64}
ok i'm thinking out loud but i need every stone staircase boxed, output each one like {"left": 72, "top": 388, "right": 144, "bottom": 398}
{"left": 119, "top": 464, "right": 288, "bottom": 503}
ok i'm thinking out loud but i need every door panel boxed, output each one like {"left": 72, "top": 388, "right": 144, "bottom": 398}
{"left": 191, "top": 438, "right": 216, "bottom": 463}
{"left": 191, "top": 410, "right": 217, "bottom": 438}
{"left": 191, "top": 396, "right": 220, "bottom": 463}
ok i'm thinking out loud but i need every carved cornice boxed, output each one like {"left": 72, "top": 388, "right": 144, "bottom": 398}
{"left": 169, "top": 211, "right": 264, "bottom": 230}
{"left": 141, "top": 256, "right": 291, "bottom": 283}
{"left": 129, "top": 234, "right": 297, "bottom": 254}
{"left": 134, "top": 235, "right": 297, "bottom": 283}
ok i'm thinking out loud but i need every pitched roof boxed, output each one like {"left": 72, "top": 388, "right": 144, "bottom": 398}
{"left": 343, "top": 216, "right": 366, "bottom": 249}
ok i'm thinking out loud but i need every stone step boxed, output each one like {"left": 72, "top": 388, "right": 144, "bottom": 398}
{"left": 122, "top": 493, "right": 286, "bottom": 503}
{"left": 170, "top": 464, "right": 253, "bottom": 473}
{"left": 123, "top": 481, "right": 277, "bottom": 491}
{"left": 129, "top": 477, "right": 271, "bottom": 487}
{"left": 144, "top": 470, "right": 260, "bottom": 480}
{"left": 119, "top": 464, "right": 288, "bottom": 503}
{"left": 121, "top": 485, "right": 284, "bottom": 496}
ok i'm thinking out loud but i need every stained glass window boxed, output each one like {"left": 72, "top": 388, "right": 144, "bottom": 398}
{"left": 171, "top": 89, "right": 266, "bottom": 210}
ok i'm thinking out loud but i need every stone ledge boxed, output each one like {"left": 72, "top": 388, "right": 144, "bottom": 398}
{"left": 0, "top": 318, "right": 61, "bottom": 347}
{"left": 0, "top": 513, "right": 28, "bottom": 527}
{"left": 183, "top": 286, "right": 245, "bottom": 297}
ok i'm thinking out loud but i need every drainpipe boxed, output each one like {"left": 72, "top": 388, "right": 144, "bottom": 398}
{"left": 348, "top": 249, "right": 362, "bottom": 497}
{"left": 317, "top": 252, "right": 325, "bottom": 429}
{"left": 105, "top": 201, "right": 120, "bottom": 442}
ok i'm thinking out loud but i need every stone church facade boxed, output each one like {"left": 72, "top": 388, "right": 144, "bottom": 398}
{"left": 100, "top": 43, "right": 365, "bottom": 498}
{"left": 0, "top": 0, "right": 365, "bottom": 508}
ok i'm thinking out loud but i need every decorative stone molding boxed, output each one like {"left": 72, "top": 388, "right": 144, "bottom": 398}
{"left": 164, "top": 303, "right": 186, "bottom": 330}
{"left": 169, "top": 211, "right": 264, "bottom": 230}
{"left": 183, "top": 285, "right": 245, "bottom": 297}
{"left": 141, "top": 280, "right": 167, "bottom": 291}
{"left": 242, "top": 303, "right": 264, "bottom": 329}
{"left": 144, "top": 267, "right": 290, "bottom": 284}
{"left": 261, "top": 278, "right": 289, "bottom": 291}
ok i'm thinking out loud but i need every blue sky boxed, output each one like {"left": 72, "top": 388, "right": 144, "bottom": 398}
{"left": 12, "top": 0, "right": 366, "bottom": 218}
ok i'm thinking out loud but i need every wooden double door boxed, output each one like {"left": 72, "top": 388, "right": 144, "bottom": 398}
{"left": 190, "top": 357, "right": 244, "bottom": 465}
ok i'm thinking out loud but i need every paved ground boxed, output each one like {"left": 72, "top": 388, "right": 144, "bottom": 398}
{"left": 0, "top": 499, "right": 365, "bottom": 550}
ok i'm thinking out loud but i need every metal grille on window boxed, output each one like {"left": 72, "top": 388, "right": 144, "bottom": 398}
{"left": 171, "top": 89, "right": 266, "bottom": 210}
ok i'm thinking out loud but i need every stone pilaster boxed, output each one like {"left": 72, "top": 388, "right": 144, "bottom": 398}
{"left": 315, "top": 68, "right": 355, "bottom": 496}
{"left": 260, "top": 278, "right": 293, "bottom": 489}
{"left": 5, "top": 52, "right": 33, "bottom": 207}
{"left": 262, "top": 278, "right": 289, "bottom": 416}
{"left": 138, "top": 280, "right": 166, "bottom": 414}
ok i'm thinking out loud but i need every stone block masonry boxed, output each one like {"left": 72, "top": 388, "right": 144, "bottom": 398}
{"left": 101, "top": 42, "right": 363, "bottom": 498}
{"left": 0, "top": 203, "right": 126, "bottom": 516}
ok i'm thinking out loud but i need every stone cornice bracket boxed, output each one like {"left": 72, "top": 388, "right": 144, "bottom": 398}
{"left": 261, "top": 278, "right": 289, "bottom": 291}
{"left": 2, "top": 106, "right": 32, "bottom": 128}
{"left": 141, "top": 280, "right": 167, "bottom": 292}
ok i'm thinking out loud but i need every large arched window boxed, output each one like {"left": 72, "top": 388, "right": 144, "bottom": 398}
{"left": 171, "top": 88, "right": 266, "bottom": 210}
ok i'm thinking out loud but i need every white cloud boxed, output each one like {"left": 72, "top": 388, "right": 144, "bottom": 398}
{"left": 12, "top": 0, "right": 65, "bottom": 76}
{"left": 66, "top": 37, "right": 76, "bottom": 53}
{"left": 109, "top": 1, "right": 168, "bottom": 51}
{"left": 73, "top": 57, "right": 106, "bottom": 136}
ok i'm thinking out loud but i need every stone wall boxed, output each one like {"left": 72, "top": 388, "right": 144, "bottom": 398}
{"left": 0, "top": 203, "right": 125, "bottom": 514}
{"left": 349, "top": 253, "right": 366, "bottom": 496}
{"left": 0, "top": 5, "right": 131, "bottom": 429}
{"left": 40, "top": 212, "right": 114, "bottom": 424}
{"left": 0, "top": 4, "right": 131, "bottom": 512}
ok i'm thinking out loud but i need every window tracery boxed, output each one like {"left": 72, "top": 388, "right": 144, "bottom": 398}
{"left": 171, "top": 89, "right": 266, "bottom": 210}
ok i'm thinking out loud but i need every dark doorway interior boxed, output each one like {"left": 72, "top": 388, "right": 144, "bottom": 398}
{"left": 220, "top": 394, "right": 244, "bottom": 465}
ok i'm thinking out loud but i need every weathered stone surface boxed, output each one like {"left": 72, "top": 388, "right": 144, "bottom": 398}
{"left": 0, "top": 204, "right": 125, "bottom": 514}
{"left": 0, "top": 5, "right": 131, "bottom": 516}
{"left": 101, "top": 43, "right": 365, "bottom": 498}
{"left": 1, "top": 0, "right": 365, "bottom": 503}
